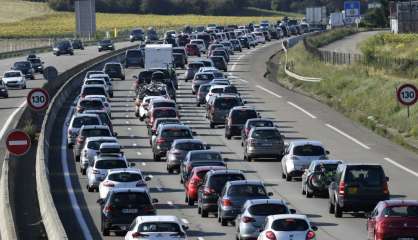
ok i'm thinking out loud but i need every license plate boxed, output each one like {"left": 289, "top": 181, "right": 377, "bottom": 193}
{"left": 122, "top": 209, "right": 138, "bottom": 214}
{"left": 348, "top": 187, "right": 358, "bottom": 194}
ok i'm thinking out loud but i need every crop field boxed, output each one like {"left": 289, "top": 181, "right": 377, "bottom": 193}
{"left": 0, "top": 12, "right": 295, "bottom": 38}
{"left": 0, "top": 0, "right": 53, "bottom": 23}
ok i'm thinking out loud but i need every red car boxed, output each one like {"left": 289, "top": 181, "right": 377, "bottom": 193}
{"left": 184, "top": 166, "right": 226, "bottom": 206}
{"left": 186, "top": 43, "right": 201, "bottom": 57}
{"left": 367, "top": 200, "right": 418, "bottom": 240}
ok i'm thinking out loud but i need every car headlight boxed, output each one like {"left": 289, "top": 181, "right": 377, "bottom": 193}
{"left": 53, "top": 48, "right": 58, "bottom": 51}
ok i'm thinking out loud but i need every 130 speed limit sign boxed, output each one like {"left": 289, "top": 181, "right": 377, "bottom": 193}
{"left": 27, "top": 88, "right": 49, "bottom": 111}
{"left": 397, "top": 84, "right": 418, "bottom": 106}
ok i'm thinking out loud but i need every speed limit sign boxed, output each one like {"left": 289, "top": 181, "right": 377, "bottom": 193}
{"left": 27, "top": 88, "right": 49, "bottom": 111}
{"left": 397, "top": 84, "right": 418, "bottom": 106}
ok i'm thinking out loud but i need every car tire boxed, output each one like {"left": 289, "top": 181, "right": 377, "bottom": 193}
{"left": 197, "top": 103, "right": 200, "bottom": 107}
{"left": 81, "top": 168, "right": 86, "bottom": 175}
{"left": 286, "top": 173, "right": 292, "bottom": 182}
{"left": 301, "top": 183, "right": 306, "bottom": 195}
{"left": 121, "top": 76, "right": 125, "bottom": 80}
{"left": 281, "top": 172, "right": 286, "bottom": 179}
{"left": 23, "top": 84, "right": 27, "bottom": 89}
{"left": 329, "top": 200, "right": 335, "bottom": 214}
{"left": 139, "top": 116, "right": 144, "bottom": 122}
{"left": 75, "top": 155, "right": 80, "bottom": 162}
{"left": 135, "top": 111, "right": 139, "bottom": 117}
{"left": 198, "top": 206, "right": 201, "bottom": 214}
{"left": 187, "top": 197, "right": 194, "bottom": 206}
{"left": 168, "top": 168, "right": 174, "bottom": 174}
{"left": 221, "top": 218, "right": 228, "bottom": 226}
{"left": 201, "top": 209, "right": 208, "bottom": 218}
{"left": 70, "top": 52, "right": 74, "bottom": 56}
{"left": 87, "top": 185, "right": 94, "bottom": 192}
{"left": 334, "top": 201, "right": 342, "bottom": 218}
{"left": 102, "top": 227, "right": 109, "bottom": 236}
{"left": 153, "top": 154, "right": 160, "bottom": 161}
{"left": 306, "top": 189, "right": 313, "bottom": 198}
{"left": 225, "top": 133, "right": 231, "bottom": 140}
{"left": 210, "top": 122, "right": 215, "bottom": 129}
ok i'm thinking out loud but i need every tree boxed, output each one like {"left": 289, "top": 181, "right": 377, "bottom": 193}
{"left": 141, "top": 0, "right": 174, "bottom": 14}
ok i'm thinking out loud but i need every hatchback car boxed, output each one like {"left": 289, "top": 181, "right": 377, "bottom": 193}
{"left": 124, "top": 49, "right": 143, "bottom": 68}
{"left": 11, "top": 61, "right": 34, "bottom": 80}
{"left": 328, "top": 164, "right": 390, "bottom": 218}
{"left": 367, "top": 200, "right": 418, "bottom": 240}
{"left": 301, "top": 160, "right": 342, "bottom": 198}
{"left": 73, "top": 125, "right": 113, "bottom": 161}
{"left": 166, "top": 139, "right": 208, "bottom": 174}
{"left": 98, "top": 188, "right": 158, "bottom": 236}
{"left": 76, "top": 99, "right": 105, "bottom": 114}
{"left": 210, "top": 56, "right": 227, "bottom": 72}
{"left": 80, "top": 85, "right": 108, "bottom": 99}
{"left": 1, "top": 70, "right": 26, "bottom": 89}
{"left": 192, "top": 72, "right": 214, "bottom": 94}
{"left": 103, "top": 62, "right": 125, "bottom": 80}
{"left": 98, "top": 39, "right": 115, "bottom": 52}
{"left": 208, "top": 94, "right": 245, "bottom": 128}
{"left": 152, "top": 124, "right": 194, "bottom": 161}
{"left": 225, "top": 106, "right": 259, "bottom": 139}
{"left": 88, "top": 74, "right": 113, "bottom": 97}
{"left": 136, "top": 96, "right": 165, "bottom": 120}
{"left": 281, "top": 141, "right": 329, "bottom": 181}
{"left": 230, "top": 39, "right": 242, "bottom": 52}
{"left": 147, "top": 107, "right": 179, "bottom": 129}
{"left": 184, "top": 62, "right": 205, "bottom": 81}
{"left": 148, "top": 118, "right": 181, "bottom": 136}
{"left": 244, "top": 127, "right": 285, "bottom": 162}
{"left": 67, "top": 113, "right": 102, "bottom": 147}
{"left": 83, "top": 110, "right": 113, "bottom": 134}
{"left": 87, "top": 155, "right": 129, "bottom": 192}
{"left": 124, "top": 215, "right": 187, "bottom": 240}
{"left": 79, "top": 136, "right": 118, "bottom": 174}
{"left": 218, "top": 180, "right": 272, "bottom": 226}
{"left": 258, "top": 214, "right": 318, "bottom": 240}
{"left": 241, "top": 119, "right": 274, "bottom": 146}
{"left": 236, "top": 199, "right": 295, "bottom": 240}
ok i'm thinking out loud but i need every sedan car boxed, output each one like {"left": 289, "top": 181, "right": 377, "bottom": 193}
{"left": 1, "top": 70, "right": 26, "bottom": 89}
{"left": 152, "top": 124, "right": 194, "bottom": 161}
{"left": 241, "top": 118, "right": 274, "bottom": 146}
{"left": 98, "top": 39, "right": 115, "bottom": 52}
{"left": 180, "top": 150, "right": 224, "bottom": 184}
{"left": 124, "top": 215, "right": 187, "bottom": 240}
{"left": 301, "top": 160, "right": 342, "bottom": 198}
{"left": 225, "top": 106, "right": 259, "bottom": 139}
{"left": 258, "top": 214, "right": 317, "bottom": 240}
{"left": 166, "top": 139, "right": 208, "bottom": 174}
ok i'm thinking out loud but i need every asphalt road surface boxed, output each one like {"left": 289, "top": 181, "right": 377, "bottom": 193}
{"left": 50, "top": 38, "right": 418, "bottom": 240}
{"left": 319, "top": 31, "right": 384, "bottom": 54}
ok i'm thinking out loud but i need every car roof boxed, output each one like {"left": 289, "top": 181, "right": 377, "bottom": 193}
{"left": 73, "top": 113, "right": 100, "bottom": 118}
{"left": 82, "top": 84, "right": 106, "bottom": 89}
{"left": 231, "top": 106, "right": 255, "bottom": 111}
{"left": 268, "top": 214, "right": 308, "bottom": 221}
{"left": 382, "top": 200, "right": 418, "bottom": 207}
{"left": 208, "top": 169, "right": 244, "bottom": 176}
{"left": 173, "top": 139, "right": 203, "bottom": 144}
{"left": 108, "top": 168, "right": 142, "bottom": 174}
{"left": 245, "top": 198, "right": 287, "bottom": 207}
{"left": 189, "top": 150, "right": 220, "bottom": 155}
{"left": 247, "top": 118, "right": 273, "bottom": 123}
{"left": 85, "top": 136, "right": 117, "bottom": 142}
{"left": 80, "top": 125, "right": 109, "bottom": 130}
{"left": 227, "top": 180, "right": 263, "bottom": 186}
{"left": 100, "top": 142, "right": 120, "bottom": 148}
{"left": 110, "top": 188, "right": 148, "bottom": 194}
{"left": 160, "top": 124, "right": 189, "bottom": 130}
{"left": 251, "top": 127, "right": 278, "bottom": 131}
{"left": 290, "top": 140, "right": 324, "bottom": 147}
{"left": 136, "top": 215, "right": 181, "bottom": 223}
{"left": 192, "top": 166, "right": 226, "bottom": 172}
{"left": 310, "top": 160, "right": 343, "bottom": 165}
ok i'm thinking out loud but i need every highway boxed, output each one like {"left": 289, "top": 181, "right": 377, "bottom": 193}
{"left": 46, "top": 38, "right": 418, "bottom": 240}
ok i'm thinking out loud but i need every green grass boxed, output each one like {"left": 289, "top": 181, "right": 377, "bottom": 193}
{"left": 241, "top": 7, "right": 303, "bottom": 18}
{"left": 0, "top": 0, "right": 54, "bottom": 23}
{"left": 306, "top": 28, "right": 359, "bottom": 48}
{"left": 271, "top": 42, "right": 418, "bottom": 149}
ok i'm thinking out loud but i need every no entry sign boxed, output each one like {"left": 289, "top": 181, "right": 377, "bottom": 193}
{"left": 27, "top": 88, "right": 49, "bottom": 111}
{"left": 6, "top": 130, "right": 31, "bottom": 156}
{"left": 397, "top": 84, "right": 418, "bottom": 106}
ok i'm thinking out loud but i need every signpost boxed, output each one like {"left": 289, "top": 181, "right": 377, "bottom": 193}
{"left": 397, "top": 83, "right": 418, "bottom": 117}
{"left": 344, "top": 1, "right": 361, "bottom": 24}
{"left": 27, "top": 88, "right": 49, "bottom": 111}
{"left": 6, "top": 130, "right": 31, "bottom": 156}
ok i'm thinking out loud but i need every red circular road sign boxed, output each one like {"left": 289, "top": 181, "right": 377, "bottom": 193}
{"left": 27, "top": 88, "right": 49, "bottom": 111}
{"left": 6, "top": 130, "right": 31, "bottom": 156}
{"left": 397, "top": 84, "right": 418, "bottom": 106}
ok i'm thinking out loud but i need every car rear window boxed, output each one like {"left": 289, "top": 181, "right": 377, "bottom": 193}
{"left": 126, "top": 50, "right": 141, "bottom": 58}
{"left": 228, "top": 185, "right": 267, "bottom": 197}
{"left": 383, "top": 206, "right": 418, "bottom": 217}
{"left": 154, "top": 109, "right": 177, "bottom": 118}
{"left": 105, "top": 64, "right": 121, "bottom": 72}
{"left": 83, "top": 129, "right": 111, "bottom": 137}
{"left": 249, "top": 121, "right": 274, "bottom": 128}
{"left": 252, "top": 129, "right": 281, "bottom": 139}
{"left": 139, "top": 222, "right": 181, "bottom": 233}
{"left": 208, "top": 174, "right": 245, "bottom": 192}
{"left": 82, "top": 87, "right": 106, "bottom": 96}
{"left": 345, "top": 166, "right": 384, "bottom": 187}
{"left": 86, "top": 80, "right": 105, "bottom": 85}
{"left": 190, "top": 152, "right": 221, "bottom": 161}
{"left": 231, "top": 110, "right": 258, "bottom": 124}
{"left": 196, "top": 74, "right": 214, "bottom": 81}
{"left": 211, "top": 88, "right": 224, "bottom": 94}
{"left": 155, "top": 119, "right": 180, "bottom": 128}
{"left": 108, "top": 172, "right": 142, "bottom": 182}
{"left": 214, "top": 98, "right": 240, "bottom": 110}
{"left": 153, "top": 102, "right": 175, "bottom": 109}
{"left": 248, "top": 204, "right": 289, "bottom": 216}
{"left": 272, "top": 218, "right": 309, "bottom": 231}
{"left": 198, "top": 85, "right": 211, "bottom": 93}
{"left": 95, "top": 160, "right": 127, "bottom": 169}
{"left": 73, "top": 117, "right": 100, "bottom": 128}
{"left": 161, "top": 129, "right": 191, "bottom": 138}
{"left": 80, "top": 100, "right": 103, "bottom": 108}
{"left": 87, "top": 140, "right": 116, "bottom": 150}
{"left": 293, "top": 145, "right": 324, "bottom": 156}
{"left": 111, "top": 192, "right": 150, "bottom": 207}
{"left": 176, "top": 142, "right": 204, "bottom": 151}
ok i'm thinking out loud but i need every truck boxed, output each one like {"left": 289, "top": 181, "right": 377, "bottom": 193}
{"left": 144, "top": 44, "right": 173, "bottom": 70}
{"left": 305, "top": 7, "right": 327, "bottom": 29}
{"left": 328, "top": 12, "right": 345, "bottom": 28}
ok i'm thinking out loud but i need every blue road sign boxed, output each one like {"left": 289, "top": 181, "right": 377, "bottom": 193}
{"left": 344, "top": 1, "right": 361, "bottom": 18}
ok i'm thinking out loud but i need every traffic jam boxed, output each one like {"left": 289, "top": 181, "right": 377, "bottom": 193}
{"left": 62, "top": 21, "right": 418, "bottom": 240}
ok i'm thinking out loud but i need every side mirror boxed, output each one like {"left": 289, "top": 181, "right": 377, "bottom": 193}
{"left": 243, "top": 100, "right": 248, "bottom": 104}
{"left": 205, "top": 145, "right": 211, "bottom": 150}
{"left": 182, "top": 225, "right": 189, "bottom": 230}
{"left": 290, "top": 209, "right": 296, "bottom": 214}
{"left": 132, "top": 75, "right": 137, "bottom": 79}
{"left": 113, "top": 132, "right": 118, "bottom": 137}
{"left": 326, "top": 150, "right": 330, "bottom": 155}
{"left": 223, "top": 157, "right": 229, "bottom": 161}
{"left": 130, "top": 162, "right": 136, "bottom": 167}
{"left": 192, "top": 131, "right": 197, "bottom": 136}
{"left": 145, "top": 176, "right": 151, "bottom": 181}
{"left": 267, "top": 192, "right": 274, "bottom": 197}
{"left": 258, "top": 228, "right": 263, "bottom": 233}
{"left": 311, "top": 226, "right": 318, "bottom": 231}
{"left": 152, "top": 198, "right": 159, "bottom": 203}
{"left": 96, "top": 199, "right": 104, "bottom": 205}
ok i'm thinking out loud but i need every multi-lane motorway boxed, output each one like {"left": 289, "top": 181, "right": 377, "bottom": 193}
{"left": 36, "top": 38, "right": 418, "bottom": 240}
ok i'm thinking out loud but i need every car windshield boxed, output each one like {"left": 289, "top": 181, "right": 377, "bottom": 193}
{"left": 190, "top": 152, "right": 221, "bottom": 161}
{"left": 83, "top": 129, "right": 111, "bottom": 137}
{"left": 161, "top": 129, "right": 191, "bottom": 138}
{"left": 154, "top": 109, "right": 177, "bottom": 118}
{"left": 108, "top": 172, "right": 142, "bottom": 182}
{"left": 100, "top": 40, "right": 112, "bottom": 44}
{"left": 314, "top": 163, "right": 339, "bottom": 172}
{"left": 86, "top": 80, "right": 105, "bottom": 85}
{"left": 293, "top": 145, "right": 324, "bottom": 156}
{"left": 214, "top": 98, "right": 240, "bottom": 110}
{"left": 212, "top": 57, "right": 224, "bottom": 64}
{"left": 231, "top": 110, "right": 258, "bottom": 124}
{"left": 14, "top": 62, "right": 30, "bottom": 68}
{"left": 208, "top": 174, "right": 245, "bottom": 192}
{"left": 248, "top": 204, "right": 288, "bottom": 216}
{"left": 176, "top": 142, "right": 204, "bottom": 151}
{"left": 249, "top": 121, "right": 273, "bottom": 128}
{"left": 57, "top": 41, "right": 71, "bottom": 48}
{"left": 195, "top": 74, "right": 214, "bottom": 81}
{"left": 383, "top": 206, "right": 418, "bottom": 217}
{"left": 87, "top": 140, "right": 116, "bottom": 150}
{"left": 95, "top": 160, "right": 127, "bottom": 169}
{"left": 138, "top": 222, "right": 181, "bottom": 233}
{"left": 79, "top": 100, "right": 103, "bottom": 108}
{"left": 111, "top": 192, "right": 150, "bottom": 207}
{"left": 153, "top": 102, "right": 175, "bottom": 108}
{"left": 132, "top": 29, "right": 143, "bottom": 35}
{"left": 345, "top": 166, "right": 384, "bottom": 187}
{"left": 228, "top": 184, "right": 267, "bottom": 197}
{"left": 252, "top": 130, "right": 281, "bottom": 139}
{"left": 105, "top": 64, "right": 120, "bottom": 71}
{"left": 271, "top": 218, "right": 309, "bottom": 231}
{"left": 4, "top": 72, "right": 21, "bottom": 78}
{"left": 73, "top": 117, "right": 100, "bottom": 128}
{"left": 82, "top": 87, "right": 106, "bottom": 96}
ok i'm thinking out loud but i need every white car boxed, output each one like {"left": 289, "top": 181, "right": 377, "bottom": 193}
{"left": 99, "top": 168, "right": 151, "bottom": 199}
{"left": 125, "top": 215, "right": 188, "bottom": 240}
{"left": 1, "top": 70, "right": 26, "bottom": 89}
{"left": 190, "top": 39, "right": 206, "bottom": 53}
{"left": 281, "top": 141, "right": 329, "bottom": 182}
{"left": 88, "top": 73, "right": 113, "bottom": 97}
{"left": 258, "top": 214, "right": 317, "bottom": 240}
{"left": 138, "top": 96, "right": 166, "bottom": 121}
{"left": 253, "top": 32, "right": 266, "bottom": 44}
{"left": 206, "top": 85, "right": 227, "bottom": 103}
{"left": 209, "top": 79, "right": 230, "bottom": 86}
{"left": 83, "top": 95, "right": 111, "bottom": 117}
{"left": 79, "top": 136, "right": 118, "bottom": 175}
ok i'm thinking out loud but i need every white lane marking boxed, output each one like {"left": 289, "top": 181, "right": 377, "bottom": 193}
{"left": 132, "top": 143, "right": 137, "bottom": 147}
{"left": 126, "top": 121, "right": 130, "bottom": 124}
{"left": 287, "top": 101, "right": 317, "bottom": 119}
{"left": 157, "top": 186, "right": 163, "bottom": 192}
{"left": 0, "top": 101, "right": 26, "bottom": 140}
{"left": 7, "top": 140, "right": 28, "bottom": 146}
{"left": 167, "top": 201, "right": 174, "bottom": 206}
{"left": 62, "top": 107, "right": 93, "bottom": 240}
{"left": 325, "top": 124, "right": 370, "bottom": 150}
{"left": 384, "top": 158, "right": 418, "bottom": 177}
{"left": 256, "top": 85, "right": 282, "bottom": 98}
{"left": 130, "top": 134, "right": 135, "bottom": 139}
{"left": 128, "top": 127, "right": 132, "bottom": 131}
{"left": 125, "top": 114, "right": 129, "bottom": 118}
{"left": 136, "top": 152, "right": 142, "bottom": 156}
{"left": 141, "top": 162, "right": 146, "bottom": 166}
{"left": 198, "top": 237, "right": 205, "bottom": 240}
{"left": 239, "top": 79, "right": 248, "bottom": 83}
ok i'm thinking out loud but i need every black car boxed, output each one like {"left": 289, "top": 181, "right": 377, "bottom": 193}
{"left": 98, "top": 188, "right": 158, "bottom": 236}
{"left": 146, "top": 28, "right": 159, "bottom": 42}
{"left": 173, "top": 53, "right": 186, "bottom": 69}
{"left": 328, "top": 164, "right": 390, "bottom": 218}
{"left": 11, "top": 61, "right": 34, "bottom": 79}
{"left": 124, "top": 49, "right": 143, "bottom": 68}
{"left": 197, "top": 169, "right": 246, "bottom": 217}
{"left": 28, "top": 58, "right": 44, "bottom": 73}
{"left": 239, "top": 37, "right": 251, "bottom": 49}
{"left": 210, "top": 56, "right": 227, "bottom": 72}
{"left": 103, "top": 62, "right": 125, "bottom": 80}
{"left": 98, "top": 39, "right": 115, "bottom": 52}
{"left": 172, "top": 47, "right": 188, "bottom": 64}
{"left": 130, "top": 28, "right": 145, "bottom": 42}
{"left": 53, "top": 40, "right": 74, "bottom": 56}
{"left": 225, "top": 106, "right": 259, "bottom": 139}
{"left": 26, "top": 54, "right": 37, "bottom": 61}
{"left": 71, "top": 39, "right": 84, "bottom": 50}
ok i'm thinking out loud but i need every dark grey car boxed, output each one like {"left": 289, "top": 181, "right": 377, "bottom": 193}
{"left": 166, "top": 139, "right": 208, "bottom": 174}
{"left": 152, "top": 124, "right": 194, "bottom": 161}
{"left": 208, "top": 94, "right": 245, "bottom": 128}
{"left": 180, "top": 150, "right": 224, "bottom": 184}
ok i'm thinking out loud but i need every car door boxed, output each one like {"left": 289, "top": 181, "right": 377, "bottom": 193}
{"left": 367, "top": 207, "right": 379, "bottom": 239}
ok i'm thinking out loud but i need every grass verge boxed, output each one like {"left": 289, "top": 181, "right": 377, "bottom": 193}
{"left": 271, "top": 42, "right": 418, "bottom": 151}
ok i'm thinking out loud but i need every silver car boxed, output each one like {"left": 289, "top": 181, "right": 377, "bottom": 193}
{"left": 88, "top": 73, "right": 113, "bottom": 97}
{"left": 258, "top": 214, "right": 318, "bottom": 240}
{"left": 79, "top": 136, "right": 118, "bottom": 175}
{"left": 86, "top": 155, "right": 129, "bottom": 192}
{"left": 243, "top": 127, "right": 284, "bottom": 162}
{"left": 281, "top": 141, "right": 329, "bottom": 182}
{"left": 166, "top": 139, "right": 208, "bottom": 174}
{"left": 235, "top": 199, "right": 295, "bottom": 240}
{"left": 67, "top": 113, "right": 102, "bottom": 147}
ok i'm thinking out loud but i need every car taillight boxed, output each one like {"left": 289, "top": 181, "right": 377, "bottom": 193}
{"left": 338, "top": 182, "right": 345, "bottom": 196}
{"left": 156, "top": 137, "right": 166, "bottom": 144}
{"left": 131, "top": 232, "right": 149, "bottom": 238}
{"left": 383, "top": 181, "right": 389, "bottom": 195}
{"left": 103, "top": 205, "right": 112, "bottom": 214}
{"left": 222, "top": 199, "right": 232, "bottom": 206}
{"left": 103, "top": 181, "right": 114, "bottom": 187}
{"left": 190, "top": 177, "right": 201, "bottom": 186}
{"left": 143, "top": 206, "right": 154, "bottom": 213}
{"left": 265, "top": 231, "right": 276, "bottom": 240}
{"left": 77, "top": 136, "right": 84, "bottom": 144}
{"left": 136, "top": 180, "right": 146, "bottom": 187}
{"left": 306, "top": 230, "right": 316, "bottom": 240}
{"left": 242, "top": 216, "right": 255, "bottom": 223}
{"left": 203, "top": 187, "right": 215, "bottom": 196}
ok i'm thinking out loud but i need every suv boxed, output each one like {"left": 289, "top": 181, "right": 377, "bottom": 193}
{"left": 125, "top": 49, "right": 143, "bottom": 68}
{"left": 73, "top": 125, "right": 113, "bottom": 161}
{"left": 328, "top": 164, "right": 390, "bottom": 218}
{"left": 217, "top": 180, "right": 272, "bottom": 226}
{"left": 225, "top": 106, "right": 258, "bottom": 139}
{"left": 301, "top": 160, "right": 342, "bottom": 198}
{"left": 210, "top": 56, "right": 227, "bottom": 72}
{"left": 11, "top": 61, "right": 34, "bottom": 79}
{"left": 87, "top": 154, "right": 129, "bottom": 192}
{"left": 98, "top": 39, "right": 115, "bottom": 52}
{"left": 208, "top": 94, "right": 244, "bottom": 129}
{"left": 151, "top": 124, "right": 194, "bottom": 161}
{"left": 244, "top": 127, "right": 285, "bottom": 162}
{"left": 241, "top": 118, "right": 274, "bottom": 145}
{"left": 130, "top": 28, "right": 145, "bottom": 42}
{"left": 191, "top": 72, "right": 214, "bottom": 94}
{"left": 197, "top": 169, "right": 246, "bottom": 217}
{"left": 103, "top": 62, "right": 125, "bottom": 80}
{"left": 98, "top": 188, "right": 158, "bottom": 236}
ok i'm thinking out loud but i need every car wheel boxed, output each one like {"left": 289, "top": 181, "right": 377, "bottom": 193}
{"left": 281, "top": 172, "right": 286, "bottom": 179}
{"left": 329, "top": 200, "right": 335, "bottom": 214}
{"left": 139, "top": 116, "right": 144, "bottom": 122}
{"left": 210, "top": 122, "right": 215, "bottom": 129}
{"left": 301, "top": 183, "right": 306, "bottom": 195}
{"left": 70, "top": 52, "right": 74, "bottom": 56}
{"left": 217, "top": 209, "right": 221, "bottom": 222}
{"left": 167, "top": 168, "right": 174, "bottom": 174}
{"left": 121, "top": 76, "right": 125, "bottom": 80}
{"left": 87, "top": 185, "right": 94, "bottom": 192}
{"left": 135, "top": 111, "right": 139, "bottom": 117}
{"left": 81, "top": 168, "right": 86, "bottom": 175}
{"left": 75, "top": 155, "right": 80, "bottom": 162}
{"left": 197, "top": 205, "right": 201, "bottom": 214}
{"left": 197, "top": 103, "right": 200, "bottom": 107}
{"left": 225, "top": 133, "right": 231, "bottom": 140}
{"left": 153, "top": 154, "right": 160, "bottom": 161}
{"left": 221, "top": 217, "right": 228, "bottom": 226}
{"left": 201, "top": 209, "right": 208, "bottom": 218}
{"left": 286, "top": 173, "right": 292, "bottom": 182}
{"left": 334, "top": 201, "right": 342, "bottom": 218}
{"left": 187, "top": 197, "right": 194, "bottom": 206}
{"left": 102, "top": 227, "right": 109, "bottom": 236}
{"left": 306, "top": 189, "right": 313, "bottom": 198}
